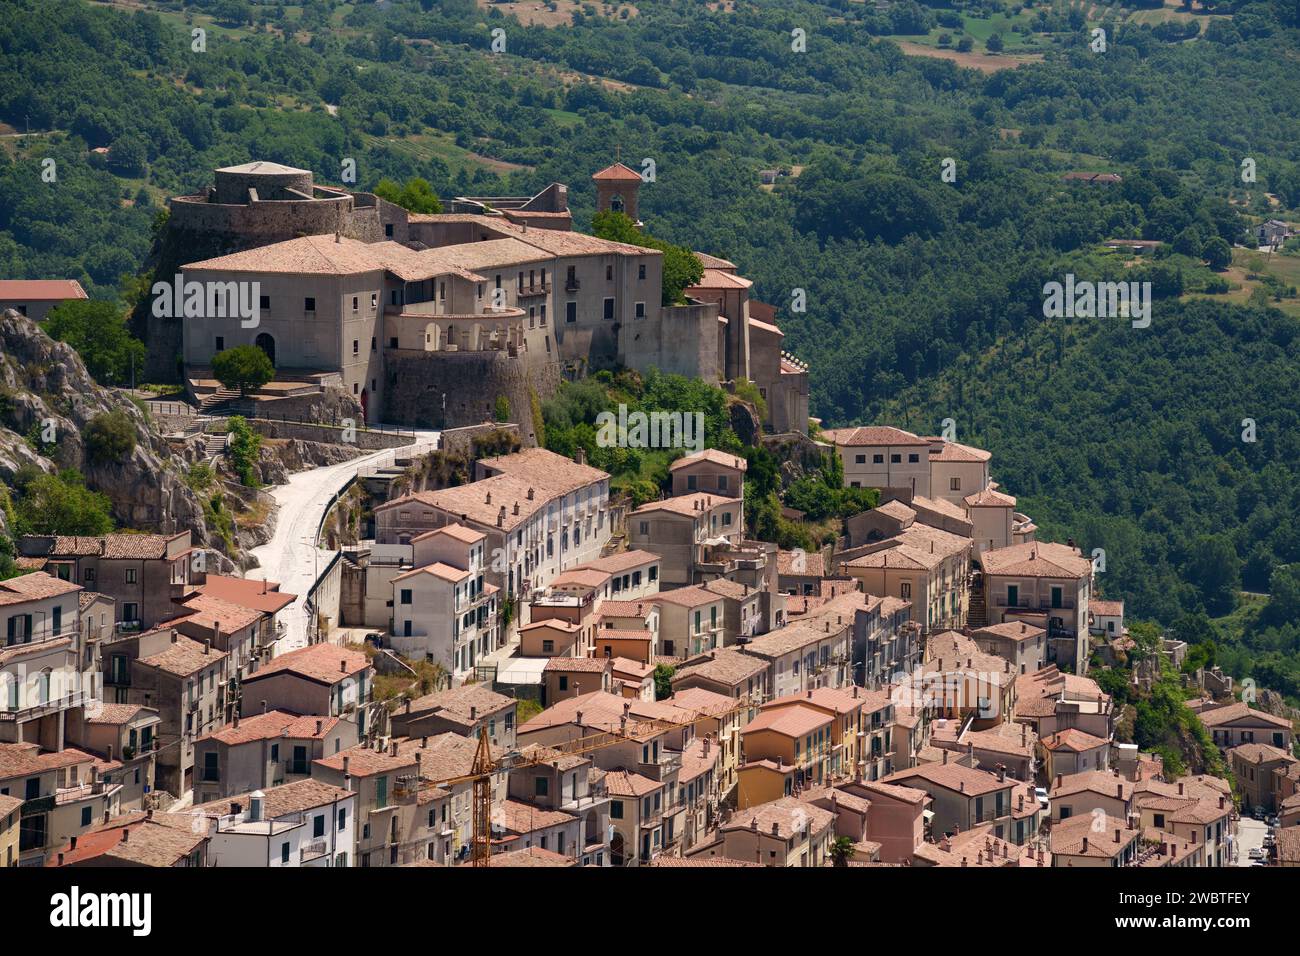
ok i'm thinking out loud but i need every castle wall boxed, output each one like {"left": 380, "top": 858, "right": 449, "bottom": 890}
{"left": 382, "top": 348, "right": 562, "bottom": 445}
{"left": 620, "top": 302, "right": 720, "bottom": 384}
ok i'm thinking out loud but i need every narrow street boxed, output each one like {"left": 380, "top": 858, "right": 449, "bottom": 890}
{"left": 249, "top": 430, "right": 439, "bottom": 654}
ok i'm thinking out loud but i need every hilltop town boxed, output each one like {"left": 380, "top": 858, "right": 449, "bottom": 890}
{"left": 3, "top": 161, "right": 1296, "bottom": 868}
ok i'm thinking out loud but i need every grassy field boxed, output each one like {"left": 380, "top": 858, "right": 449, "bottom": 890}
{"left": 1182, "top": 246, "right": 1300, "bottom": 318}
{"left": 360, "top": 131, "right": 532, "bottom": 176}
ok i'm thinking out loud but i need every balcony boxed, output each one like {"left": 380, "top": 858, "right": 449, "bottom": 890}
{"left": 516, "top": 283, "right": 550, "bottom": 298}
{"left": 564, "top": 277, "right": 580, "bottom": 292}
{"left": 637, "top": 751, "right": 682, "bottom": 782}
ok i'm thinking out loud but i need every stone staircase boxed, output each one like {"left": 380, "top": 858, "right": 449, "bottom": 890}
{"left": 967, "top": 574, "right": 988, "bottom": 628}
{"left": 202, "top": 433, "right": 228, "bottom": 462}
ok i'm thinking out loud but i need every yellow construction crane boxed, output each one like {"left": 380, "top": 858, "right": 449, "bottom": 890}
{"left": 435, "top": 698, "right": 751, "bottom": 867}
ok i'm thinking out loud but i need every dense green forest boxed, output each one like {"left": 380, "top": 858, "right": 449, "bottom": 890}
{"left": 2, "top": 0, "right": 1299, "bottom": 693}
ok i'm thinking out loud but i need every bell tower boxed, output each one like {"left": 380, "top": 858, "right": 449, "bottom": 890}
{"left": 592, "top": 156, "right": 644, "bottom": 225}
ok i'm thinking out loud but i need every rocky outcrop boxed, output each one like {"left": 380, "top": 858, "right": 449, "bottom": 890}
{"left": 0, "top": 309, "right": 237, "bottom": 568}
{"left": 252, "top": 438, "right": 364, "bottom": 487}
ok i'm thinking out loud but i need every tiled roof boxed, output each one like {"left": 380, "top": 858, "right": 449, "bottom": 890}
{"left": 980, "top": 541, "right": 1092, "bottom": 579}
{"left": 654, "top": 585, "right": 721, "bottom": 608}
{"left": 744, "top": 704, "right": 832, "bottom": 739}
{"left": 195, "top": 778, "right": 352, "bottom": 818}
{"left": 776, "top": 549, "right": 826, "bottom": 576}
{"left": 392, "top": 562, "right": 471, "bottom": 584}
{"left": 543, "top": 656, "right": 610, "bottom": 673}
{"left": 722, "top": 796, "right": 834, "bottom": 839}
{"left": 315, "top": 742, "right": 417, "bottom": 778}
{"left": 0, "top": 571, "right": 82, "bottom": 605}
{"left": 138, "top": 634, "right": 227, "bottom": 677}
{"left": 476, "top": 447, "right": 610, "bottom": 497}
{"left": 964, "top": 487, "right": 1017, "bottom": 508}
{"left": 48, "top": 820, "right": 205, "bottom": 868}
{"left": 196, "top": 575, "right": 296, "bottom": 614}
{"left": 882, "top": 762, "right": 1010, "bottom": 798}
{"left": 974, "top": 621, "right": 1045, "bottom": 642}
{"left": 0, "top": 279, "right": 88, "bottom": 300}
{"left": 1090, "top": 600, "right": 1124, "bottom": 617}
{"left": 1198, "top": 702, "right": 1292, "bottom": 729}
{"left": 671, "top": 647, "right": 767, "bottom": 688}
{"left": 824, "top": 426, "right": 929, "bottom": 447}
{"left": 929, "top": 441, "right": 991, "bottom": 463}
{"left": 244, "top": 643, "right": 368, "bottom": 686}
{"left": 632, "top": 492, "right": 730, "bottom": 518}
{"left": 402, "top": 684, "right": 515, "bottom": 725}
{"left": 575, "top": 550, "right": 659, "bottom": 574}
{"left": 44, "top": 533, "right": 187, "bottom": 560}
{"left": 86, "top": 704, "right": 150, "bottom": 726}
{"left": 1050, "top": 813, "right": 1136, "bottom": 858}
{"left": 666, "top": 687, "right": 736, "bottom": 717}
{"left": 604, "top": 769, "right": 661, "bottom": 797}
{"left": 481, "top": 846, "right": 577, "bottom": 867}
{"left": 669, "top": 448, "right": 748, "bottom": 472}
{"left": 176, "top": 591, "right": 264, "bottom": 633}
{"left": 591, "top": 162, "right": 644, "bottom": 182}
{"left": 0, "top": 743, "right": 97, "bottom": 781}
{"left": 1050, "top": 770, "right": 1133, "bottom": 802}
{"left": 1041, "top": 728, "right": 1109, "bottom": 753}
{"left": 495, "top": 798, "right": 576, "bottom": 834}
{"left": 199, "top": 710, "right": 338, "bottom": 746}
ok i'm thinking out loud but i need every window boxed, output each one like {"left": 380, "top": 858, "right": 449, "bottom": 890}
{"left": 81, "top": 806, "right": 92, "bottom": 827}
{"left": 687, "top": 475, "right": 698, "bottom": 491}
{"left": 722, "top": 512, "right": 733, "bottom": 526}
{"left": 638, "top": 264, "right": 646, "bottom": 280}
{"left": 352, "top": 296, "right": 359, "bottom": 312}
{"left": 873, "top": 453, "right": 884, "bottom": 464}
{"left": 215, "top": 336, "right": 225, "bottom": 352}
{"left": 908, "top": 453, "right": 920, "bottom": 463}
{"left": 353, "top": 340, "right": 359, "bottom": 355}
{"left": 125, "top": 568, "right": 137, "bottom": 584}
{"left": 606, "top": 264, "right": 614, "bottom": 281}
{"left": 558, "top": 675, "right": 568, "bottom": 691}
{"left": 542, "top": 640, "right": 554, "bottom": 653}
{"left": 260, "top": 295, "right": 270, "bottom": 311}
{"left": 890, "top": 454, "right": 901, "bottom": 464}
{"left": 338, "top": 808, "right": 347, "bottom": 831}
{"left": 566, "top": 301, "right": 577, "bottom": 323}
{"left": 385, "top": 223, "right": 394, "bottom": 238}
{"left": 950, "top": 477, "right": 961, "bottom": 491}
{"left": 638, "top": 521, "right": 649, "bottom": 536}
{"left": 603, "top": 298, "right": 615, "bottom": 320}
{"left": 635, "top": 302, "right": 645, "bottom": 319}
{"left": 305, "top": 297, "right": 316, "bottom": 311}
{"left": 718, "top": 476, "right": 728, "bottom": 490}
{"left": 855, "top": 454, "right": 866, "bottom": 464}
{"left": 1007, "top": 585, "right": 1019, "bottom": 607}
{"left": 900, "top": 582, "right": 912, "bottom": 600}
{"left": 610, "top": 800, "right": 624, "bottom": 819}
{"left": 535, "top": 777, "right": 549, "bottom": 797}
{"left": 314, "top": 815, "right": 326, "bottom": 838}
{"left": 281, "top": 842, "right": 290, "bottom": 864}
{"left": 648, "top": 566, "right": 657, "bottom": 581}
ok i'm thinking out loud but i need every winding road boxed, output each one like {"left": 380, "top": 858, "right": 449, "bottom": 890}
{"left": 249, "top": 429, "right": 439, "bottom": 654}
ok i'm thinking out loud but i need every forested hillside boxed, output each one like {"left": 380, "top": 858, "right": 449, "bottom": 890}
{"left": 2, "top": 0, "right": 1299, "bottom": 671}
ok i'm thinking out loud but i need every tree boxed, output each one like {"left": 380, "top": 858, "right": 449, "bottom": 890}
{"left": 830, "top": 835, "right": 855, "bottom": 867}
{"left": 43, "top": 301, "right": 146, "bottom": 386}
{"left": 373, "top": 177, "right": 443, "bottom": 214}
{"left": 83, "top": 410, "right": 137, "bottom": 465}
{"left": 986, "top": 33, "right": 1005, "bottom": 53}
{"left": 1202, "top": 236, "right": 1232, "bottom": 271}
{"left": 653, "top": 663, "right": 675, "bottom": 700}
{"left": 1185, "top": 533, "right": 1241, "bottom": 616}
{"left": 494, "top": 395, "right": 511, "bottom": 423}
{"left": 212, "top": 345, "right": 274, "bottom": 396}
{"left": 226, "top": 415, "right": 262, "bottom": 487}
{"left": 15, "top": 470, "right": 114, "bottom": 535}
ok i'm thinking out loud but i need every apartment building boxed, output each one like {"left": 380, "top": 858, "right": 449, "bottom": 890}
{"left": 964, "top": 486, "right": 1020, "bottom": 553}
{"left": 1229, "top": 743, "right": 1299, "bottom": 813}
{"left": 711, "top": 797, "right": 834, "bottom": 867}
{"left": 699, "top": 577, "right": 765, "bottom": 646}
{"left": 742, "top": 704, "right": 834, "bottom": 789}
{"left": 928, "top": 440, "right": 991, "bottom": 503}
{"left": 882, "top": 759, "right": 1017, "bottom": 842}
{"left": 192, "top": 710, "right": 356, "bottom": 804}
{"left": 389, "top": 524, "right": 498, "bottom": 680}
{"left": 311, "top": 742, "right": 420, "bottom": 868}
{"left": 0, "top": 571, "right": 89, "bottom": 749}
{"left": 760, "top": 686, "right": 872, "bottom": 783}
{"left": 822, "top": 426, "right": 933, "bottom": 497}
{"left": 668, "top": 448, "right": 747, "bottom": 498}
{"left": 571, "top": 549, "right": 662, "bottom": 601}
{"left": 629, "top": 493, "right": 744, "bottom": 587}
{"left": 388, "top": 684, "right": 517, "bottom": 748}
{"left": 654, "top": 585, "right": 726, "bottom": 658}
{"left": 972, "top": 620, "right": 1047, "bottom": 675}
{"left": 979, "top": 541, "right": 1093, "bottom": 672}
{"left": 0, "top": 742, "right": 126, "bottom": 865}
{"left": 128, "top": 631, "right": 230, "bottom": 796}
{"left": 375, "top": 448, "right": 611, "bottom": 607}
{"left": 542, "top": 657, "right": 612, "bottom": 706}
{"left": 843, "top": 523, "right": 971, "bottom": 634}
{"left": 1050, "top": 812, "right": 1141, "bottom": 867}
{"left": 1014, "top": 665, "right": 1114, "bottom": 741}
{"left": 194, "top": 780, "right": 356, "bottom": 867}
{"left": 46, "top": 815, "right": 208, "bottom": 868}
{"left": 665, "top": 687, "right": 742, "bottom": 796}
{"left": 507, "top": 746, "right": 610, "bottom": 866}
{"left": 670, "top": 647, "right": 770, "bottom": 719}
{"left": 19, "top": 532, "right": 196, "bottom": 630}
{"left": 1198, "top": 701, "right": 1293, "bottom": 751}
{"left": 65, "top": 704, "right": 161, "bottom": 812}
{"left": 741, "top": 596, "right": 857, "bottom": 699}
{"left": 1039, "top": 729, "right": 1111, "bottom": 779}
{"left": 239, "top": 644, "right": 373, "bottom": 735}
{"left": 180, "top": 574, "right": 296, "bottom": 664}
{"left": 0, "top": 793, "right": 18, "bottom": 866}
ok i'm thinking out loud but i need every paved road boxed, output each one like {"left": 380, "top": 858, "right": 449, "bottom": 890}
{"left": 1233, "top": 816, "right": 1268, "bottom": 866}
{"left": 249, "top": 430, "right": 439, "bottom": 654}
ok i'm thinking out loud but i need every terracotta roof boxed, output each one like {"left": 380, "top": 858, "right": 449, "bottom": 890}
{"left": 44, "top": 533, "right": 187, "bottom": 560}
{"left": 650, "top": 856, "right": 761, "bottom": 867}
{"left": 929, "top": 441, "right": 991, "bottom": 463}
{"left": 315, "top": 742, "right": 417, "bottom": 778}
{"left": 1051, "top": 770, "right": 1133, "bottom": 802}
{"left": 1228, "top": 742, "right": 1297, "bottom": 765}
{"left": 244, "top": 643, "right": 368, "bottom": 686}
{"left": 47, "top": 819, "right": 205, "bottom": 868}
{"left": 763, "top": 686, "right": 871, "bottom": 718}
{"left": 0, "top": 793, "right": 22, "bottom": 818}
{"left": 610, "top": 657, "right": 654, "bottom": 679}
{"left": 980, "top": 541, "right": 1092, "bottom": 579}
{"left": 85, "top": 703, "right": 151, "bottom": 726}
{"left": 722, "top": 797, "right": 834, "bottom": 839}
{"left": 1041, "top": 728, "right": 1109, "bottom": 753}
{"left": 138, "top": 634, "right": 227, "bottom": 677}
{"left": 401, "top": 684, "right": 515, "bottom": 725}
{"left": 654, "top": 585, "right": 721, "bottom": 609}
{"left": 1090, "top": 600, "right": 1124, "bottom": 617}
{"left": 575, "top": 550, "right": 659, "bottom": 574}
{"left": 1198, "top": 702, "right": 1292, "bottom": 729}
{"left": 1052, "top": 813, "right": 1138, "bottom": 859}
{"left": 176, "top": 591, "right": 263, "bottom": 633}
{"left": 964, "top": 487, "right": 1017, "bottom": 508}
{"left": 412, "top": 524, "right": 485, "bottom": 545}
{"left": 824, "top": 426, "right": 929, "bottom": 447}
{"left": 481, "top": 846, "right": 577, "bottom": 867}
{"left": 1276, "top": 826, "right": 1300, "bottom": 865}
{"left": 543, "top": 657, "right": 610, "bottom": 674}
{"left": 604, "top": 769, "right": 661, "bottom": 797}
{"left": 476, "top": 447, "right": 610, "bottom": 497}
{"left": 669, "top": 448, "right": 748, "bottom": 472}
{"left": 743, "top": 704, "right": 832, "bottom": 739}
{"left": 882, "top": 762, "right": 1011, "bottom": 798}
{"left": 0, "top": 743, "right": 98, "bottom": 781}
{"left": 776, "top": 549, "right": 826, "bottom": 576}
{"left": 700, "top": 578, "right": 756, "bottom": 602}
{"left": 591, "top": 162, "right": 644, "bottom": 182}
{"left": 666, "top": 687, "right": 736, "bottom": 718}
{"left": 199, "top": 710, "right": 338, "bottom": 746}
{"left": 392, "top": 562, "right": 471, "bottom": 585}
{"left": 495, "top": 798, "right": 576, "bottom": 834}
{"left": 0, "top": 279, "right": 88, "bottom": 301}
{"left": 596, "top": 599, "right": 657, "bottom": 619}
{"left": 196, "top": 575, "right": 296, "bottom": 614}
{"left": 548, "top": 568, "right": 611, "bottom": 589}
{"left": 632, "top": 492, "right": 731, "bottom": 518}
{"left": 671, "top": 647, "right": 767, "bottom": 688}
{"left": 194, "top": 778, "right": 352, "bottom": 819}
{"left": 974, "top": 621, "right": 1045, "bottom": 642}
{"left": 0, "top": 571, "right": 82, "bottom": 605}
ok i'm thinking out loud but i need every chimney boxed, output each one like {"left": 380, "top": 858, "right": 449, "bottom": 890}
{"left": 807, "top": 689, "right": 813, "bottom": 699}
{"left": 70, "top": 836, "right": 78, "bottom": 850}
{"left": 1178, "top": 782, "right": 1184, "bottom": 795}
{"left": 1054, "top": 773, "right": 1062, "bottom": 789}
{"left": 574, "top": 447, "right": 586, "bottom": 466}
{"left": 527, "top": 487, "right": 535, "bottom": 501}
{"left": 57, "top": 852, "right": 64, "bottom": 866}
{"left": 316, "top": 719, "right": 323, "bottom": 735}
{"left": 121, "top": 829, "right": 130, "bottom": 843}
{"left": 1114, "top": 828, "right": 1120, "bottom": 844}
{"left": 942, "top": 749, "right": 948, "bottom": 765}
{"left": 405, "top": 700, "right": 412, "bottom": 714}
{"left": 1081, "top": 836, "right": 1088, "bottom": 853}
{"left": 513, "top": 502, "right": 520, "bottom": 516}
{"left": 470, "top": 706, "right": 477, "bottom": 721}
{"left": 422, "top": 736, "right": 428, "bottom": 748}
{"left": 233, "top": 713, "right": 240, "bottom": 729}
{"left": 771, "top": 822, "right": 780, "bottom": 835}
{"left": 204, "top": 639, "right": 211, "bottom": 655}
{"left": 486, "top": 491, "right": 492, "bottom": 505}
{"left": 342, "top": 756, "right": 350, "bottom": 777}
{"left": 498, "top": 507, "right": 506, "bottom": 528}
{"left": 262, "top": 700, "right": 269, "bottom": 715}
{"left": 390, "top": 741, "right": 398, "bottom": 757}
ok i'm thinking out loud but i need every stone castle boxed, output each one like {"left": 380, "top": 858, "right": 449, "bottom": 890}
{"left": 161, "top": 160, "right": 809, "bottom": 436}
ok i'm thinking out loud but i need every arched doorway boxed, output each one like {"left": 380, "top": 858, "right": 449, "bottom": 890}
{"left": 254, "top": 332, "right": 276, "bottom": 366}
{"left": 359, "top": 388, "right": 368, "bottom": 421}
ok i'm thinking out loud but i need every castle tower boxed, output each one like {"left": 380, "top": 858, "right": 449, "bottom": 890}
{"left": 592, "top": 161, "right": 644, "bottom": 224}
